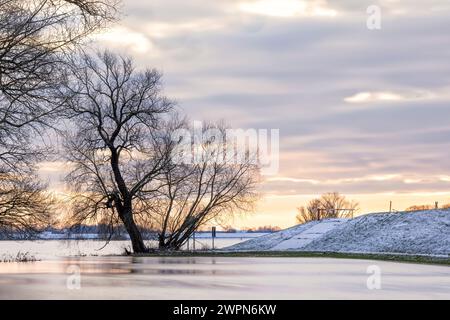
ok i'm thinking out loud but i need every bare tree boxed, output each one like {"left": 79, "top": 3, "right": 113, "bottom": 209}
{"left": 62, "top": 51, "right": 174, "bottom": 253}
{"left": 62, "top": 60, "right": 260, "bottom": 252}
{"left": 0, "top": 0, "right": 118, "bottom": 236}
{"left": 148, "top": 123, "right": 260, "bottom": 250}
{"left": 296, "top": 198, "right": 322, "bottom": 224}
{"left": 0, "top": 0, "right": 119, "bottom": 165}
{"left": 296, "top": 192, "right": 359, "bottom": 224}
{"left": 0, "top": 173, "right": 54, "bottom": 239}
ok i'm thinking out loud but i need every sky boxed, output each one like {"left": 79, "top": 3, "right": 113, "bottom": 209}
{"left": 40, "top": 0, "right": 450, "bottom": 228}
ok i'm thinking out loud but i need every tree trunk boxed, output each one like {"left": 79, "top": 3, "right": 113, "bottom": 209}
{"left": 158, "top": 233, "right": 183, "bottom": 251}
{"left": 120, "top": 208, "right": 147, "bottom": 253}
{"left": 158, "top": 232, "right": 188, "bottom": 251}
{"left": 109, "top": 148, "right": 147, "bottom": 253}
{"left": 158, "top": 234, "right": 166, "bottom": 250}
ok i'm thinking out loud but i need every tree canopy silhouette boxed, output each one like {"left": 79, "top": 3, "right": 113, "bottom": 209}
{"left": 296, "top": 192, "right": 359, "bottom": 224}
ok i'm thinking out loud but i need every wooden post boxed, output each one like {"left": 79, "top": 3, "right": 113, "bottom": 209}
{"left": 193, "top": 231, "right": 196, "bottom": 251}
{"left": 435, "top": 202, "right": 439, "bottom": 209}
{"left": 389, "top": 201, "right": 392, "bottom": 213}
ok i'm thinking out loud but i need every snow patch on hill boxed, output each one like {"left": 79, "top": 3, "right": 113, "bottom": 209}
{"left": 271, "top": 219, "right": 347, "bottom": 250}
{"left": 225, "top": 220, "right": 321, "bottom": 251}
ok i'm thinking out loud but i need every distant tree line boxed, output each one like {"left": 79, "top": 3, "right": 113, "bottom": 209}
{"left": 243, "top": 226, "right": 281, "bottom": 233}
{"left": 222, "top": 225, "right": 281, "bottom": 233}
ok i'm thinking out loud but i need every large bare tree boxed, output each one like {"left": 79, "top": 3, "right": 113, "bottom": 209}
{"left": 62, "top": 52, "right": 261, "bottom": 252}
{"left": 62, "top": 51, "right": 174, "bottom": 253}
{"left": 296, "top": 192, "right": 359, "bottom": 224}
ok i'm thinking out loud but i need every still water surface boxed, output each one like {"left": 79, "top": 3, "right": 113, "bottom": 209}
{"left": 0, "top": 240, "right": 449, "bottom": 299}
{"left": 0, "top": 255, "right": 449, "bottom": 299}
{"left": 0, "top": 238, "right": 248, "bottom": 260}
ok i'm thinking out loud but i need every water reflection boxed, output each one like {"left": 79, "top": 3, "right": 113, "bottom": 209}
{"left": 0, "top": 256, "right": 448, "bottom": 299}
{"left": 0, "top": 256, "right": 243, "bottom": 276}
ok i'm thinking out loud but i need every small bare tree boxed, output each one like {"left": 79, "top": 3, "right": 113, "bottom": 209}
{"left": 0, "top": 173, "right": 54, "bottom": 239}
{"left": 62, "top": 51, "right": 173, "bottom": 253}
{"left": 296, "top": 198, "right": 322, "bottom": 224}
{"left": 296, "top": 192, "right": 359, "bottom": 224}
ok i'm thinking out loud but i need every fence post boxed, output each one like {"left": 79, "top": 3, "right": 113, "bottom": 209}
{"left": 212, "top": 227, "right": 216, "bottom": 250}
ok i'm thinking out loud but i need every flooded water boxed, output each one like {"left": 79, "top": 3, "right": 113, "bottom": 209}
{"left": 0, "top": 256, "right": 449, "bottom": 299}
{"left": 0, "top": 238, "right": 251, "bottom": 260}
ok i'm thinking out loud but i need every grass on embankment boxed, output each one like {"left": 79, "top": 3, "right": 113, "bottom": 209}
{"left": 133, "top": 251, "right": 450, "bottom": 266}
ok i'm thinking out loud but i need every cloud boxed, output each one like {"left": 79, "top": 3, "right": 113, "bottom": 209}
{"left": 344, "top": 91, "right": 404, "bottom": 103}
{"left": 267, "top": 176, "right": 321, "bottom": 184}
{"left": 38, "top": 161, "right": 70, "bottom": 173}
{"left": 344, "top": 90, "right": 435, "bottom": 104}
{"left": 144, "top": 20, "right": 226, "bottom": 39}
{"left": 238, "top": 0, "right": 337, "bottom": 18}
{"left": 263, "top": 173, "right": 450, "bottom": 196}
{"left": 93, "top": 26, "right": 153, "bottom": 54}
{"left": 268, "top": 174, "right": 401, "bottom": 185}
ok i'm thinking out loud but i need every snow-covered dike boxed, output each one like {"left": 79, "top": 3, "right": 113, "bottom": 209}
{"left": 225, "top": 210, "right": 450, "bottom": 256}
